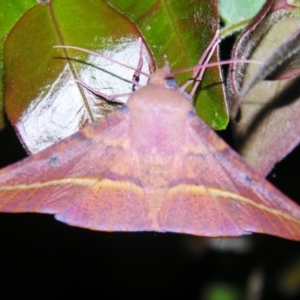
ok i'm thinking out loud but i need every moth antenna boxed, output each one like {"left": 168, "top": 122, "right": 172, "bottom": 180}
{"left": 53, "top": 44, "right": 150, "bottom": 78}
{"left": 163, "top": 62, "right": 172, "bottom": 77}
{"left": 174, "top": 30, "right": 262, "bottom": 99}
{"left": 175, "top": 60, "right": 262, "bottom": 76}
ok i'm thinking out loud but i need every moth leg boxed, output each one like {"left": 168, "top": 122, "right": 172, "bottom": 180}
{"left": 55, "top": 38, "right": 150, "bottom": 102}
{"left": 76, "top": 38, "right": 147, "bottom": 102}
{"left": 180, "top": 29, "right": 221, "bottom": 97}
{"left": 75, "top": 79, "right": 132, "bottom": 103}
{"left": 131, "top": 37, "right": 145, "bottom": 89}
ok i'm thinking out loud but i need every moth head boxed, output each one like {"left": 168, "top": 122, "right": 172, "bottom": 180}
{"left": 147, "top": 63, "right": 178, "bottom": 90}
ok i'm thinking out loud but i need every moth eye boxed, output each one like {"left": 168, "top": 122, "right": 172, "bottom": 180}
{"left": 165, "top": 78, "right": 177, "bottom": 89}
{"left": 120, "top": 105, "right": 129, "bottom": 114}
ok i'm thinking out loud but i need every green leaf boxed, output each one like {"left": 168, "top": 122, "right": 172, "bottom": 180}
{"left": 0, "top": 0, "right": 37, "bottom": 130}
{"left": 106, "top": 0, "right": 229, "bottom": 129}
{"left": 4, "top": 0, "right": 229, "bottom": 155}
{"left": 4, "top": 0, "right": 153, "bottom": 153}
{"left": 219, "top": 0, "right": 266, "bottom": 38}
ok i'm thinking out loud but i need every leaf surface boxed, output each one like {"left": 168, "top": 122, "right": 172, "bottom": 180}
{"left": 219, "top": 0, "right": 266, "bottom": 38}
{"left": 4, "top": 0, "right": 154, "bottom": 153}
{"left": 227, "top": 3, "right": 300, "bottom": 176}
{"left": 106, "top": 0, "right": 229, "bottom": 129}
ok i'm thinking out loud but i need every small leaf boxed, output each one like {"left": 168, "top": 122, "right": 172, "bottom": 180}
{"left": 219, "top": 0, "right": 266, "bottom": 38}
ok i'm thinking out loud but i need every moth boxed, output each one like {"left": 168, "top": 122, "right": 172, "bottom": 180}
{"left": 1, "top": 31, "right": 300, "bottom": 240}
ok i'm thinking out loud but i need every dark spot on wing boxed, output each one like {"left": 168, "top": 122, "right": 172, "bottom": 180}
{"left": 245, "top": 175, "right": 252, "bottom": 183}
{"left": 49, "top": 156, "right": 60, "bottom": 167}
